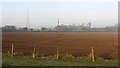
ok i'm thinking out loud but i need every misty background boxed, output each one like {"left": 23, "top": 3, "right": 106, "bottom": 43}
{"left": 1, "top": 0, "right": 118, "bottom": 29}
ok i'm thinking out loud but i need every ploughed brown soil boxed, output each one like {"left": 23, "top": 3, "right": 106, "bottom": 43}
{"left": 2, "top": 32, "right": 118, "bottom": 59}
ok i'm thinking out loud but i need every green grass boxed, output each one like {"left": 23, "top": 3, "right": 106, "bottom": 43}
{"left": 2, "top": 55, "right": 118, "bottom": 66}
{"left": 0, "top": 53, "right": 2, "bottom": 67}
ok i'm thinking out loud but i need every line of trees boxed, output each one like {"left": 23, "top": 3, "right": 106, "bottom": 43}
{"left": 1, "top": 24, "right": 118, "bottom": 32}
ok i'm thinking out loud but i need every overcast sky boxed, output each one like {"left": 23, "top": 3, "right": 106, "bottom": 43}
{"left": 0, "top": 0, "right": 119, "bottom": 29}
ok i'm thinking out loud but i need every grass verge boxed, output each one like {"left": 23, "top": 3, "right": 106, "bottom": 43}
{"left": 2, "top": 54, "right": 118, "bottom": 66}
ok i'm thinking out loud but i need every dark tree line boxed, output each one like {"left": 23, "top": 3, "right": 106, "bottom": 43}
{"left": 2, "top": 25, "right": 16, "bottom": 32}
{"left": 1, "top": 24, "right": 118, "bottom": 32}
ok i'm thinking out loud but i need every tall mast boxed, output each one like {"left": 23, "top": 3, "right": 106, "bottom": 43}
{"left": 57, "top": 18, "right": 60, "bottom": 27}
{"left": 26, "top": 9, "right": 30, "bottom": 29}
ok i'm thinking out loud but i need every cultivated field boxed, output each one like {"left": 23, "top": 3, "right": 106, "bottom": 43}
{"left": 2, "top": 32, "right": 118, "bottom": 59}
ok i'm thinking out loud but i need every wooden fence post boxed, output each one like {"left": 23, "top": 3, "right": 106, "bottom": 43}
{"left": 56, "top": 48, "right": 59, "bottom": 60}
{"left": 32, "top": 44, "right": 36, "bottom": 59}
{"left": 7, "top": 50, "right": 10, "bottom": 56}
{"left": 11, "top": 44, "right": 14, "bottom": 57}
{"left": 91, "top": 46, "right": 95, "bottom": 62}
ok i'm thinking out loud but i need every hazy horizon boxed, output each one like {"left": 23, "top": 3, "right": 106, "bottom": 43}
{"left": 0, "top": 0, "right": 118, "bottom": 29}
